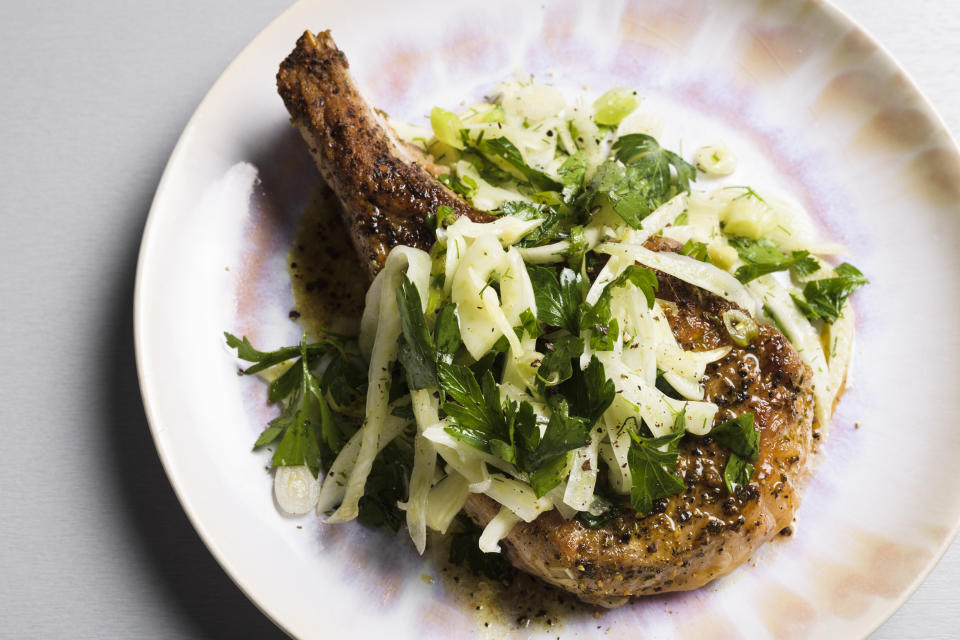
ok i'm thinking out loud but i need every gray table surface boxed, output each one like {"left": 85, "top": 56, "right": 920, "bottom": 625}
{"left": 2, "top": 1, "right": 956, "bottom": 637}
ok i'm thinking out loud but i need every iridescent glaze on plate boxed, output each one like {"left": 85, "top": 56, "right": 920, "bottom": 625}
{"left": 135, "top": 1, "right": 960, "bottom": 637}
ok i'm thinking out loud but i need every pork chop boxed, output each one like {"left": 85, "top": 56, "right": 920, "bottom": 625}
{"left": 276, "top": 32, "right": 816, "bottom": 607}
{"left": 277, "top": 30, "right": 491, "bottom": 277}
{"left": 463, "top": 258, "right": 815, "bottom": 606}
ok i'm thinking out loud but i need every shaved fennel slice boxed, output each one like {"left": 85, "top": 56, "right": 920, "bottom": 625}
{"left": 434, "top": 442, "right": 491, "bottom": 493}
{"left": 562, "top": 426, "right": 602, "bottom": 511}
{"left": 599, "top": 438, "right": 631, "bottom": 494}
{"left": 446, "top": 213, "right": 543, "bottom": 246}
{"left": 676, "top": 401, "right": 718, "bottom": 436}
{"left": 598, "top": 242, "right": 758, "bottom": 316}
{"left": 358, "top": 247, "right": 431, "bottom": 360}
{"left": 478, "top": 506, "right": 522, "bottom": 553}
{"left": 405, "top": 389, "right": 440, "bottom": 553}
{"left": 620, "top": 192, "right": 688, "bottom": 246}
{"left": 578, "top": 254, "right": 624, "bottom": 370}
{"left": 545, "top": 484, "right": 577, "bottom": 520}
{"left": 443, "top": 231, "right": 467, "bottom": 297}
{"left": 425, "top": 471, "right": 471, "bottom": 534}
{"left": 501, "top": 347, "right": 541, "bottom": 392}
{"left": 422, "top": 424, "right": 519, "bottom": 477}
{"left": 316, "top": 415, "right": 409, "bottom": 515}
{"left": 615, "top": 286, "right": 657, "bottom": 386}
{"left": 688, "top": 346, "right": 733, "bottom": 379}
{"left": 600, "top": 354, "right": 717, "bottom": 437}
{"left": 484, "top": 474, "right": 553, "bottom": 522}
{"left": 452, "top": 235, "right": 517, "bottom": 359}
{"left": 661, "top": 347, "right": 734, "bottom": 404}
{"left": 661, "top": 371, "right": 704, "bottom": 401}
{"left": 499, "top": 247, "right": 538, "bottom": 327}
{"left": 747, "top": 275, "right": 831, "bottom": 429}
{"left": 327, "top": 248, "right": 430, "bottom": 523}
{"left": 586, "top": 254, "right": 624, "bottom": 305}
{"left": 826, "top": 304, "right": 855, "bottom": 418}
{"left": 453, "top": 160, "right": 529, "bottom": 211}
{"left": 516, "top": 226, "right": 604, "bottom": 265}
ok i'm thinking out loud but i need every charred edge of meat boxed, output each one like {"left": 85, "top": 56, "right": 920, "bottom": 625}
{"left": 277, "top": 30, "right": 491, "bottom": 277}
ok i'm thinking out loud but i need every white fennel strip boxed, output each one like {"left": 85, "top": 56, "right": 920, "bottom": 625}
{"left": 405, "top": 388, "right": 440, "bottom": 554}
{"left": 478, "top": 506, "right": 522, "bottom": 553}
{"left": 326, "top": 248, "right": 431, "bottom": 523}
{"left": 425, "top": 471, "right": 471, "bottom": 534}
{"left": 316, "top": 414, "right": 410, "bottom": 515}
{"left": 598, "top": 241, "right": 759, "bottom": 315}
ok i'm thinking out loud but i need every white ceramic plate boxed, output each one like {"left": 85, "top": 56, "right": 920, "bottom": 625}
{"left": 135, "top": 0, "right": 960, "bottom": 637}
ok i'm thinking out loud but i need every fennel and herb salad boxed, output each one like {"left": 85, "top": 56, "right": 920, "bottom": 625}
{"left": 227, "top": 76, "right": 867, "bottom": 560}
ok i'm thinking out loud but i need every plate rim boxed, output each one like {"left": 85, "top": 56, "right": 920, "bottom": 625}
{"left": 132, "top": 1, "right": 960, "bottom": 637}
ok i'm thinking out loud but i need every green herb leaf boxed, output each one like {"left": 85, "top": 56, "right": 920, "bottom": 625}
{"left": 577, "top": 501, "right": 623, "bottom": 529}
{"left": 627, "top": 431, "right": 686, "bottom": 515}
{"left": 470, "top": 136, "right": 562, "bottom": 192}
{"left": 253, "top": 425, "right": 285, "bottom": 447}
{"left": 792, "top": 262, "right": 868, "bottom": 324}
{"left": 728, "top": 236, "right": 821, "bottom": 284}
{"left": 557, "top": 355, "right": 616, "bottom": 423}
{"left": 395, "top": 274, "right": 437, "bottom": 390}
{"left": 440, "top": 364, "right": 509, "bottom": 450}
{"left": 434, "top": 303, "right": 462, "bottom": 365}
{"left": 709, "top": 413, "right": 759, "bottom": 461}
{"left": 558, "top": 152, "right": 587, "bottom": 203}
{"left": 723, "top": 453, "right": 754, "bottom": 495}
{"left": 501, "top": 200, "right": 564, "bottom": 247}
{"left": 566, "top": 224, "right": 588, "bottom": 271}
{"left": 521, "top": 399, "right": 591, "bottom": 474}
{"left": 537, "top": 335, "right": 585, "bottom": 389}
{"left": 229, "top": 333, "right": 352, "bottom": 477}
{"left": 433, "top": 204, "right": 457, "bottom": 230}
{"left": 225, "top": 332, "right": 342, "bottom": 375}
{"left": 516, "top": 307, "right": 543, "bottom": 340}
{"left": 268, "top": 360, "right": 303, "bottom": 404}
{"left": 500, "top": 200, "right": 564, "bottom": 247}
{"left": 321, "top": 350, "right": 367, "bottom": 408}
{"left": 679, "top": 238, "right": 711, "bottom": 263}
{"left": 357, "top": 440, "right": 413, "bottom": 533}
{"left": 302, "top": 348, "right": 341, "bottom": 452}
{"left": 526, "top": 265, "right": 585, "bottom": 333}
{"left": 439, "top": 173, "right": 478, "bottom": 200}
{"left": 528, "top": 452, "right": 571, "bottom": 497}
{"left": 612, "top": 133, "right": 696, "bottom": 193}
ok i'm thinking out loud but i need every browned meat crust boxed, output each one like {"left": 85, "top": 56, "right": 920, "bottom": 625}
{"left": 464, "top": 262, "right": 814, "bottom": 606}
{"left": 277, "top": 31, "right": 491, "bottom": 276}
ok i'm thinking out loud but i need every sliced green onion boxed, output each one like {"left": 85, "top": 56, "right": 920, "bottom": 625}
{"left": 722, "top": 309, "right": 758, "bottom": 347}
{"left": 430, "top": 107, "right": 465, "bottom": 149}
{"left": 593, "top": 88, "right": 640, "bottom": 126}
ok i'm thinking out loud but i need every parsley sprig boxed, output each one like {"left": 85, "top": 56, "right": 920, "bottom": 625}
{"left": 791, "top": 263, "right": 868, "bottom": 324}
{"left": 709, "top": 413, "right": 759, "bottom": 494}
{"left": 585, "top": 134, "right": 696, "bottom": 229}
{"left": 727, "top": 236, "right": 820, "bottom": 284}
{"left": 625, "top": 412, "right": 686, "bottom": 515}
{"left": 225, "top": 332, "right": 356, "bottom": 477}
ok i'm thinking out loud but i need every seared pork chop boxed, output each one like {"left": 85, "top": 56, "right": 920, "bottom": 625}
{"left": 277, "top": 30, "right": 491, "bottom": 277}
{"left": 463, "top": 258, "right": 814, "bottom": 606}
{"left": 276, "top": 32, "right": 816, "bottom": 606}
